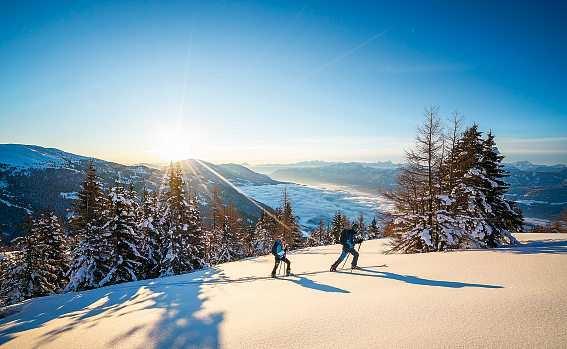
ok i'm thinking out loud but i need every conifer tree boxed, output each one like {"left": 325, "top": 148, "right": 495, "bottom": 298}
{"left": 139, "top": 189, "right": 162, "bottom": 278}
{"left": 330, "top": 211, "right": 347, "bottom": 243}
{"left": 252, "top": 211, "right": 277, "bottom": 255}
{"left": 214, "top": 203, "right": 244, "bottom": 263}
{"left": 0, "top": 250, "right": 26, "bottom": 306}
{"left": 159, "top": 164, "right": 198, "bottom": 276}
{"left": 186, "top": 189, "right": 207, "bottom": 269}
{"left": 99, "top": 186, "right": 144, "bottom": 286}
{"left": 71, "top": 161, "right": 103, "bottom": 236}
{"left": 356, "top": 213, "right": 367, "bottom": 240}
{"left": 388, "top": 108, "right": 461, "bottom": 252}
{"left": 240, "top": 225, "right": 255, "bottom": 257}
{"left": 278, "top": 188, "right": 303, "bottom": 249}
{"left": 389, "top": 110, "right": 522, "bottom": 253}
{"left": 204, "top": 187, "right": 224, "bottom": 264}
{"left": 1, "top": 217, "right": 34, "bottom": 303}
{"left": 1, "top": 214, "right": 69, "bottom": 303}
{"left": 480, "top": 131, "right": 522, "bottom": 246}
{"left": 449, "top": 124, "right": 497, "bottom": 248}
{"left": 367, "top": 217, "right": 380, "bottom": 239}
{"left": 67, "top": 164, "right": 111, "bottom": 291}
{"left": 308, "top": 219, "right": 332, "bottom": 246}
{"left": 30, "top": 213, "right": 69, "bottom": 295}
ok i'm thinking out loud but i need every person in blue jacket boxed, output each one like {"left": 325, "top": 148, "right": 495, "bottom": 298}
{"left": 330, "top": 224, "right": 363, "bottom": 272}
{"left": 271, "top": 237, "right": 291, "bottom": 277}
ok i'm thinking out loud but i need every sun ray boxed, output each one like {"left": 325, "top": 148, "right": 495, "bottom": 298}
{"left": 194, "top": 159, "right": 305, "bottom": 236}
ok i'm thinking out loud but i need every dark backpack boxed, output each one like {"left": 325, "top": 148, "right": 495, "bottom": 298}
{"left": 271, "top": 240, "right": 280, "bottom": 255}
{"left": 340, "top": 229, "right": 354, "bottom": 247}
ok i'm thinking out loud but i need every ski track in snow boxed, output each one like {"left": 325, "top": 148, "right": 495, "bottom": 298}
{"left": 1, "top": 234, "right": 566, "bottom": 349}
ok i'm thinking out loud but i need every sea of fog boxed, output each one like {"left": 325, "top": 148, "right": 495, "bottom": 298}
{"left": 238, "top": 183, "right": 393, "bottom": 232}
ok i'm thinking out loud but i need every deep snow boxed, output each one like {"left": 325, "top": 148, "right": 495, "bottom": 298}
{"left": 1, "top": 234, "right": 566, "bottom": 348}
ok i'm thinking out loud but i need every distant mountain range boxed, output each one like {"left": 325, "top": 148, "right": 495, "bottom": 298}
{"left": 251, "top": 160, "right": 567, "bottom": 222}
{"left": 2, "top": 145, "right": 565, "bottom": 242}
{"left": 0, "top": 144, "right": 279, "bottom": 242}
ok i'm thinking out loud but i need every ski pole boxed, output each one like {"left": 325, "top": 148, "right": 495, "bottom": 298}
{"left": 341, "top": 252, "right": 350, "bottom": 270}
{"left": 278, "top": 259, "right": 283, "bottom": 276}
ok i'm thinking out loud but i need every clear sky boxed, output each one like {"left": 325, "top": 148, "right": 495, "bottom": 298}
{"left": 1, "top": 1, "right": 566, "bottom": 164}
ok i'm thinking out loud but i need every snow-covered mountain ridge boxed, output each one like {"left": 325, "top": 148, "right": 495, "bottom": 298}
{"left": 0, "top": 145, "right": 277, "bottom": 242}
{"left": 0, "top": 144, "right": 87, "bottom": 173}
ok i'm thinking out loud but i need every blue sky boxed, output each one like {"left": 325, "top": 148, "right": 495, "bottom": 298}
{"left": 1, "top": 0, "right": 566, "bottom": 164}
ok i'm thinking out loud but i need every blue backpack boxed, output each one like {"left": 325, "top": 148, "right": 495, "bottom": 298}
{"left": 272, "top": 239, "right": 284, "bottom": 257}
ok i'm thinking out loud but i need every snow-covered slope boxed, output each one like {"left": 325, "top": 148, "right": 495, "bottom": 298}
{"left": 0, "top": 145, "right": 273, "bottom": 241}
{"left": 1, "top": 234, "right": 566, "bottom": 348}
{"left": 0, "top": 144, "right": 86, "bottom": 172}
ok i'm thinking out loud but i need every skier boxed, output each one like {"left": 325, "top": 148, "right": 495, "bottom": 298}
{"left": 330, "top": 223, "right": 363, "bottom": 271}
{"left": 271, "top": 236, "right": 291, "bottom": 277}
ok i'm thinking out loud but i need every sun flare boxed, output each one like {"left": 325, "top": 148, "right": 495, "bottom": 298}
{"left": 151, "top": 126, "right": 194, "bottom": 161}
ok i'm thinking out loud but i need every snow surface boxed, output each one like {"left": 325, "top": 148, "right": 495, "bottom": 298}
{"left": 1, "top": 234, "right": 566, "bottom": 348}
{"left": 239, "top": 183, "right": 393, "bottom": 230}
{"left": 0, "top": 144, "right": 86, "bottom": 172}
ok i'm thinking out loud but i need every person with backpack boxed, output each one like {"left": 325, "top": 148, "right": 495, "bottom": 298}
{"left": 271, "top": 236, "right": 291, "bottom": 277}
{"left": 330, "top": 223, "right": 363, "bottom": 272}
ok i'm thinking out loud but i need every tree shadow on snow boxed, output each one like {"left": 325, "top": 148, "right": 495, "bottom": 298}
{"left": 493, "top": 239, "right": 567, "bottom": 255}
{"left": 0, "top": 268, "right": 225, "bottom": 348}
{"left": 339, "top": 267, "right": 503, "bottom": 289}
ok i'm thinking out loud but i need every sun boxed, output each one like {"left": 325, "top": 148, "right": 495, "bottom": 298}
{"left": 151, "top": 126, "right": 194, "bottom": 162}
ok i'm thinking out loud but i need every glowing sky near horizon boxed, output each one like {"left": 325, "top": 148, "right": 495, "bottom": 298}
{"left": 0, "top": 1, "right": 566, "bottom": 164}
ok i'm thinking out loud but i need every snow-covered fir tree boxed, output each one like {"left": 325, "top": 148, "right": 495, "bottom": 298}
{"left": 448, "top": 127, "right": 522, "bottom": 248}
{"left": 330, "top": 211, "right": 348, "bottom": 243}
{"left": 252, "top": 211, "right": 277, "bottom": 255}
{"left": 239, "top": 225, "right": 255, "bottom": 258}
{"left": 1, "top": 214, "right": 68, "bottom": 304}
{"left": 355, "top": 213, "right": 367, "bottom": 240}
{"left": 389, "top": 109, "right": 521, "bottom": 253}
{"left": 158, "top": 164, "right": 203, "bottom": 276}
{"left": 277, "top": 188, "right": 303, "bottom": 249}
{"left": 98, "top": 186, "right": 144, "bottom": 286}
{"left": 367, "top": 217, "right": 381, "bottom": 239}
{"left": 139, "top": 189, "right": 162, "bottom": 278}
{"left": 203, "top": 187, "right": 224, "bottom": 265}
{"left": 28, "top": 213, "right": 69, "bottom": 295}
{"left": 307, "top": 220, "right": 332, "bottom": 246}
{"left": 214, "top": 203, "right": 244, "bottom": 264}
{"left": 0, "top": 250, "right": 26, "bottom": 306}
{"left": 480, "top": 131, "right": 523, "bottom": 245}
{"left": 67, "top": 164, "right": 112, "bottom": 291}
{"left": 70, "top": 161, "right": 103, "bottom": 236}
{"left": 185, "top": 189, "right": 207, "bottom": 269}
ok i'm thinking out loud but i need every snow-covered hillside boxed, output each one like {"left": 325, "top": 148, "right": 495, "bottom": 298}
{"left": 0, "top": 144, "right": 86, "bottom": 172}
{"left": 2, "top": 234, "right": 566, "bottom": 348}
